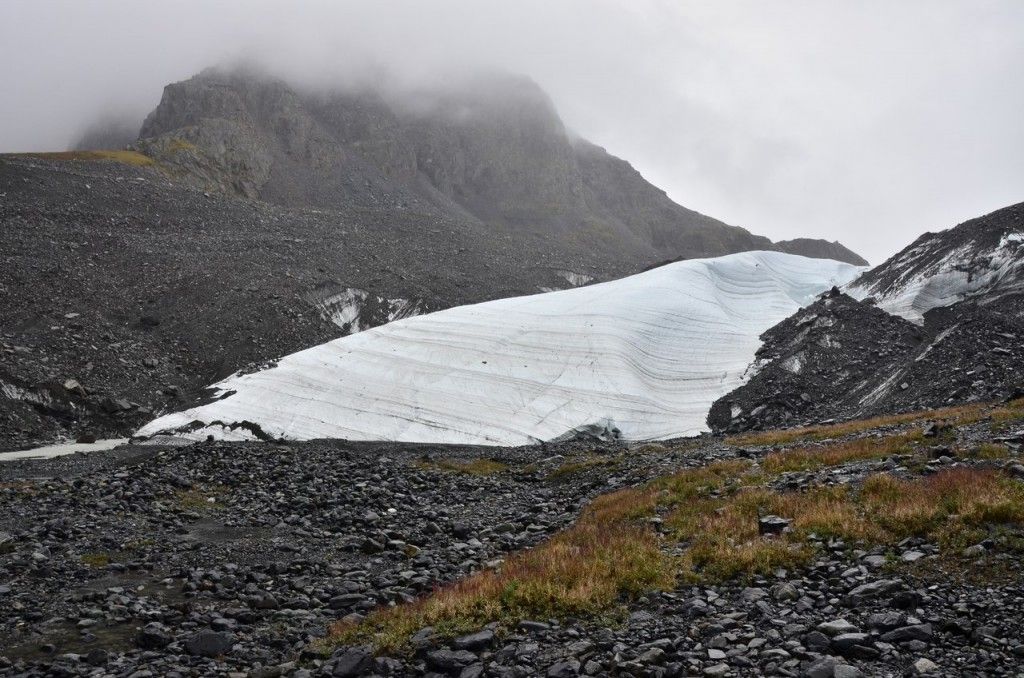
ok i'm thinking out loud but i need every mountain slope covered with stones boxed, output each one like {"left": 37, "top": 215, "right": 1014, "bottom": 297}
{"left": 0, "top": 154, "right": 610, "bottom": 451}
{"left": 710, "top": 203, "right": 1024, "bottom": 433}
{"left": 4, "top": 398, "right": 1024, "bottom": 677}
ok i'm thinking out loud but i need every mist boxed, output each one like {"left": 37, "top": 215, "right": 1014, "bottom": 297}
{"left": 2, "top": 0, "right": 1022, "bottom": 263}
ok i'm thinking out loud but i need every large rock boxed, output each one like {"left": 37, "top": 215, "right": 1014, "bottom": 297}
{"left": 184, "top": 630, "right": 234, "bottom": 657}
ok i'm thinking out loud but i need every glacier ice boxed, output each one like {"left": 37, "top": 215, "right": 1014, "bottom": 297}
{"left": 847, "top": 231, "right": 1024, "bottom": 323}
{"left": 136, "top": 251, "right": 860, "bottom": 445}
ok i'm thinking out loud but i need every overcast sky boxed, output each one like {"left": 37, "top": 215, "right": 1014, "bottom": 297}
{"left": 1, "top": 1, "right": 1022, "bottom": 263}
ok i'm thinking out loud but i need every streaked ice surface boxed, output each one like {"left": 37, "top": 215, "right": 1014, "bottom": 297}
{"left": 137, "top": 252, "right": 859, "bottom": 445}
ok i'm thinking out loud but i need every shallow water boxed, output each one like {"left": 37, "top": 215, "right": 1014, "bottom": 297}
{"left": 0, "top": 438, "right": 129, "bottom": 461}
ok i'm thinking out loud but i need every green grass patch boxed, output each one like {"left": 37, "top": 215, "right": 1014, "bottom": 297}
{"left": 174, "top": 487, "right": 224, "bottom": 510}
{"left": 671, "top": 467, "right": 1024, "bottom": 582}
{"left": 965, "top": 443, "right": 1012, "bottom": 460}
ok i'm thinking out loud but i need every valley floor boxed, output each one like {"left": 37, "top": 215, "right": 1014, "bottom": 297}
{"left": 2, "top": 402, "right": 1024, "bottom": 677}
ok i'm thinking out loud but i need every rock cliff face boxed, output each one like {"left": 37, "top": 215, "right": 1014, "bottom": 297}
{"left": 135, "top": 68, "right": 839, "bottom": 262}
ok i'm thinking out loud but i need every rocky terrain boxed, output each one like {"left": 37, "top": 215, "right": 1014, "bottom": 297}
{"left": 7, "top": 60, "right": 1024, "bottom": 678}
{"left": 707, "top": 290, "right": 1024, "bottom": 433}
{"left": 710, "top": 203, "right": 1024, "bottom": 434}
{"left": 773, "top": 240, "right": 867, "bottom": 267}
{"left": 3, "top": 400, "right": 1024, "bottom": 676}
{"left": 848, "top": 202, "right": 1024, "bottom": 322}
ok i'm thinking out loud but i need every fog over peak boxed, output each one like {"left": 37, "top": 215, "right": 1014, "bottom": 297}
{"left": 2, "top": 0, "right": 1022, "bottom": 262}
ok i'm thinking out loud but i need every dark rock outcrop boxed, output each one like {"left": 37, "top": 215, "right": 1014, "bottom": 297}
{"left": 712, "top": 202, "right": 1024, "bottom": 433}
{"left": 709, "top": 290, "right": 1024, "bottom": 433}
{"left": 849, "top": 202, "right": 1024, "bottom": 316}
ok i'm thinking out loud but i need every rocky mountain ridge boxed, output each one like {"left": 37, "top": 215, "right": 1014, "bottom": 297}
{"left": 848, "top": 203, "right": 1024, "bottom": 321}
{"left": 132, "top": 67, "right": 865, "bottom": 264}
{"left": 711, "top": 203, "right": 1024, "bottom": 433}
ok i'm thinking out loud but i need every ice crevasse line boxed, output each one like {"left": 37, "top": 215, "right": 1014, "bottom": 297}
{"left": 136, "top": 251, "right": 862, "bottom": 445}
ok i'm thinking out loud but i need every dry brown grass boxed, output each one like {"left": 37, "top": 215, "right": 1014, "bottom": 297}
{"left": 7, "top": 150, "right": 155, "bottom": 166}
{"left": 416, "top": 458, "right": 508, "bottom": 476}
{"left": 0, "top": 480, "right": 39, "bottom": 498}
{"left": 325, "top": 484, "right": 671, "bottom": 652}
{"left": 990, "top": 398, "right": 1024, "bottom": 430}
{"left": 671, "top": 467, "right": 1024, "bottom": 581}
{"left": 727, "top": 403, "right": 986, "bottom": 448}
{"left": 861, "top": 468, "right": 1024, "bottom": 546}
{"left": 761, "top": 430, "right": 923, "bottom": 475}
{"left": 323, "top": 404, "right": 1024, "bottom": 653}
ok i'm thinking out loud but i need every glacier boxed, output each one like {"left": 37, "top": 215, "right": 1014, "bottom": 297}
{"left": 847, "top": 230, "right": 1024, "bottom": 323}
{"left": 136, "top": 252, "right": 860, "bottom": 445}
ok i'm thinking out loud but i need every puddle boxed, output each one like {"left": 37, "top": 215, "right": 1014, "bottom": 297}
{"left": 0, "top": 438, "right": 129, "bottom": 461}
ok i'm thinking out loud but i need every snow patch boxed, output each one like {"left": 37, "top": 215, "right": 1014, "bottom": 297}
{"left": 780, "top": 354, "right": 804, "bottom": 374}
{"left": 914, "top": 324, "right": 959, "bottom": 362}
{"left": 556, "top": 270, "right": 593, "bottom": 287}
{"left": 305, "top": 286, "right": 423, "bottom": 334}
{"left": 0, "top": 438, "right": 128, "bottom": 461}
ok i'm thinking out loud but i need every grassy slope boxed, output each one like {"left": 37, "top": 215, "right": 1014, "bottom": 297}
{"left": 327, "top": 398, "right": 1024, "bottom": 653}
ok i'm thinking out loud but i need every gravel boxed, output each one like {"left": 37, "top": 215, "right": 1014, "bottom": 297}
{"left": 3, "top": 418, "right": 1024, "bottom": 676}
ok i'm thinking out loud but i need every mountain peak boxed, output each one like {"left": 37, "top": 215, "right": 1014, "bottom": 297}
{"left": 131, "top": 67, "right": 858, "bottom": 264}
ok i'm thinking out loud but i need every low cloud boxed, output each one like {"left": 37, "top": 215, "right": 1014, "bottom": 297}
{"left": 1, "top": 0, "right": 1021, "bottom": 262}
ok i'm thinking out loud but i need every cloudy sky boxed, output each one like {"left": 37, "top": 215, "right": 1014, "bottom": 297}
{"left": 1, "top": 0, "right": 1021, "bottom": 262}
